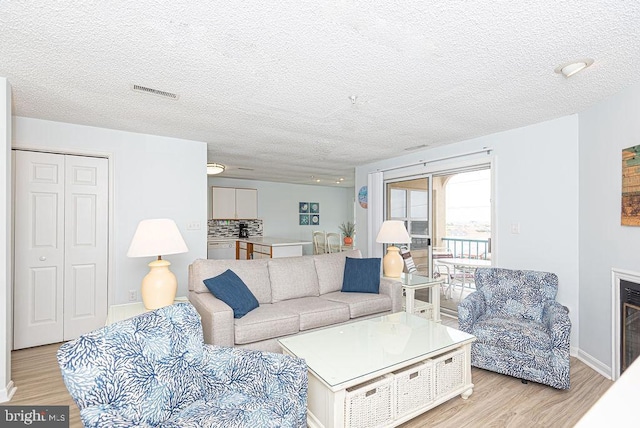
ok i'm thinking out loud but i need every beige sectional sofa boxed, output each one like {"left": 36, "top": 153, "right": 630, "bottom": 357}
{"left": 188, "top": 249, "right": 403, "bottom": 353}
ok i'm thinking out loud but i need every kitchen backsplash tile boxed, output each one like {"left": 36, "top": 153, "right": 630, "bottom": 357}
{"left": 208, "top": 219, "right": 263, "bottom": 238}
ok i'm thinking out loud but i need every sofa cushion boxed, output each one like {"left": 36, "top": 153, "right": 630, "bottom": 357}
{"left": 273, "top": 297, "right": 350, "bottom": 331}
{"left": 204, "top": 270, "right": 259, "bottom": 318}
{"left": 314, "top": 249, "right": 362, "bottom": 295}
{"left": 472, "top": 315, "right": 553, "bottom": 352}
{"left": 190, "top": 259, "right": 272, "bottom": 304}
{"left": 234, "top": 304, "right": 300, "bottom": 344}
{"left": 478, "top": 269, "right": 557, "bottom": 323}
{"left": 320, "top": 291, "right": 392, "bottom": 318}
{"left": 341, "top": 257, "right": 381, "bottom": 294}
{"left": 269, "top": 257, "right": 320, "bottom": 303}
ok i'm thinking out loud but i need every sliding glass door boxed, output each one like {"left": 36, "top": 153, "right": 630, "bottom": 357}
{"left": 386, "top": 177, "right": 432, "bottom": 275}
{"left": 384, "top": 164, "right": 492, "bottom": 317}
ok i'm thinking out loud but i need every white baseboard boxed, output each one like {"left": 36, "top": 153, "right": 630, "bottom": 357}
{"left": 576, "top": 349, "right": 612, "bottom": 380}
{"left": 0, "top": 380, "right": 16, "bottom": 403}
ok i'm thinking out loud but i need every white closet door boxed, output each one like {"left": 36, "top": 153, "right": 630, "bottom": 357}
{"left": 14, "top": 151, "right": 65, "bottom": 349}
{"left": 13, "top": 151, "right": 109, "bottom": 349}
{"left": 63, "top": 155, "right": 108, "bottom": 340}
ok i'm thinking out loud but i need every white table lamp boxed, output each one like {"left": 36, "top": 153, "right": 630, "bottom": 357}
{"left": 127, "top": 218, "right": 188, "bottom": 309}
{"left": 376, "top": 220, "right": 411, "bottom": 278}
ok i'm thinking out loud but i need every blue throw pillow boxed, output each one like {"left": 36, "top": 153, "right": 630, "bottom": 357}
{"left": 203, "top": 269, "right": 259, "bottom": 318}
{"left": 342, "top": 257, "right": 381, "bottom": 293}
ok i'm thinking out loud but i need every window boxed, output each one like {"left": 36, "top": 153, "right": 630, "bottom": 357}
{"left": 387, "top": 180, "right": 429, "bottom": 250}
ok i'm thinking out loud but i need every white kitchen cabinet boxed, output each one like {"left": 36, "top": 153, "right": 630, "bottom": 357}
{"left": 211, "top": 187, "right": 257, "bottom": 219}
{"left": 235, "top": 188, "right": 258, "bottom": 218}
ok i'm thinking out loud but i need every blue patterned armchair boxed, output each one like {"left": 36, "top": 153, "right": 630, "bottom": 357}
{"left": 458, "top": 268, "right": 571, "bottom": 389}
{"left": 57, "top": 303, "right": 308, "bottom": 427}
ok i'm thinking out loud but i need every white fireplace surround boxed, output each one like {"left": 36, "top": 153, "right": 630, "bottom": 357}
{"left": 611, "top": 268, "right": 640, "bottom": 380}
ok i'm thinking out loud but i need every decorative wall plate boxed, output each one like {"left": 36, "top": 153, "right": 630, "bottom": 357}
{"left": 358, "top": 186, "right": 368, "bottom": 209}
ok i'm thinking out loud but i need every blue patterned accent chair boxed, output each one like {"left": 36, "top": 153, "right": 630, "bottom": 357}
{"left": 458, "top": 268, "right": 571, "bottom": 389}
{"left": 57, "top": 303, "right": 308, "bottom": 427}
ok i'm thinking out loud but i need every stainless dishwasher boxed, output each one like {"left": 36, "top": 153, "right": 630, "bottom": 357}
{"left": 207, "top": 240, "right": 236, "bottom": 259}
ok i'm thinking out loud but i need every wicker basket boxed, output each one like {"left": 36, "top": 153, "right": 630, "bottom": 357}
{"left": 345, "top": 374, "right": 394, "bottom": 428}
{"left": 434, "top": 349, "right": 465, "bottom": 398}
{"left": 412, "top": 300, "right": 433, "bottom": 320}
{"left": 402, "top": 299, "right": 434, "bottom": 320}
{"left": 393, "top": 361, "right": 434, "bottom": 419}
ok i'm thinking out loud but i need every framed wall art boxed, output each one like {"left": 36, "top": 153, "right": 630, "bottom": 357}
{"left": 622, "top": 145, "right": 640, "bottom": 226}
{"left": 299, "top": 201, "right": 319, "bottom": 225}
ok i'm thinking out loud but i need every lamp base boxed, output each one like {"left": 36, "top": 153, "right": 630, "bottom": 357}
{"left": 141, "top": 259, "right": 178, "bottom": 310}
{"left": 383, "top": 246, "right": 404, "bottom": 278}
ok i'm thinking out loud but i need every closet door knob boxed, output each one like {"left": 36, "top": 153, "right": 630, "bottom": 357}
{"left": 39, "top": 256, "right": 46, "bottom": 261}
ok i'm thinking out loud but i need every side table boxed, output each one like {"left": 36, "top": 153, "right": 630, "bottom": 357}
{"left": 397, "top": 273, "right": 443, "bottom": 323}
{"left": 105, "top": 296, "right": 189, "bottom": 326}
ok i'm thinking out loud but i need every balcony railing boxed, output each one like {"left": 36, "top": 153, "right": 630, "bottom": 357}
{"left": 441, "top": 237, "right": 491, "bottom": 259}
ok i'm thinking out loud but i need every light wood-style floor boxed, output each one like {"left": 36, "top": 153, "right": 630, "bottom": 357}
{"left": 2, "top": 319, "right": 612, "bottom": 428}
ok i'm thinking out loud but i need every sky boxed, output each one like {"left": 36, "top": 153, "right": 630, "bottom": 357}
{"left": 445, "top": 169, "right": 491, "bottom": 224}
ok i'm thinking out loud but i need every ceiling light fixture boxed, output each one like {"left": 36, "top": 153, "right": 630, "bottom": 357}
{"left": 555, "top": 58, "right": 594, "bottom": 78}
{"left": 206, "top": 163, "right": 225, "bottom": 175}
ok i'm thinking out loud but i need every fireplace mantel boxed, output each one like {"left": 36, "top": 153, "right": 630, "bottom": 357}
{"left": 611, "top": 268, "right": 640, "bottom": 380}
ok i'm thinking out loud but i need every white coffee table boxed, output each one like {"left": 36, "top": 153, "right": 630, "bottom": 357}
{"left": 278, "top": 312, "right": 475, "bottom": 428}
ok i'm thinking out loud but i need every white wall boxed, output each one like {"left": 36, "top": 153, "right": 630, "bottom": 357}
{"left": 12, "top": 117, "right": 208, "bottom": 305}
{"left": 355, "top": 116, "right": 581, "bottom": 347}
{"left": 208, "top": 177, "right": 355, "bottom": 254}
{"left": 578, "top": 82, "right": 640, "bottom": 372}
{"left": 0, "top": 78, "right": 15, "bottom": 402}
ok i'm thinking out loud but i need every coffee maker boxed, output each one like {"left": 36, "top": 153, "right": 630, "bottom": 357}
{"left": 238, "top": 222, "right": 249, "bottom": 238}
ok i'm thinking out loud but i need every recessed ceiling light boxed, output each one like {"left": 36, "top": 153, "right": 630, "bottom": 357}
{"left": 555, "top": 58, "right": 594, "bottom": 78}
{"left": 315, "top": 179, "right": 321, "bottom": 183}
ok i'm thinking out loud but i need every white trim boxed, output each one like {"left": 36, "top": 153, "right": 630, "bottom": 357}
{"left": 610, "top": 267, "right": 640, "bottom": 380}
{"left": 372, "top": 148, "right": 493, "bottom": 174}
{"left": 367, "top": 172, "right": 383, "bottom": 259}
{"left": 0, "top": 380, "right": 16, "bottom": 403}
{"left": 576, "top": 349, "right": 612, "bottom": 380}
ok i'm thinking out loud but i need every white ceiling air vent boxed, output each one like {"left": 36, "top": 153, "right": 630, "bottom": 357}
{"left": 237, "top": 167, "right": 254, "bottom": 171}
{"left": 131, "top": 84, "right": 179, "bottom": 100}
{"left": 404, "top": 144, "right": 429, "bottom": 151}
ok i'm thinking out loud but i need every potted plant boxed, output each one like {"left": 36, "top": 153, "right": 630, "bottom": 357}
{"left": 339, "top": 221, "right": 355, "bottom": 245}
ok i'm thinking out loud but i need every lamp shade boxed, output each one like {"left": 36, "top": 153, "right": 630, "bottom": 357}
{"left": 127, "top": 219, "right": 188, "bottom": 258}
{"left": 376, "top": 220, "right": 411, "bottom": 278}
{"left": 376, "top": 220, "right": 411, "bottom": 244}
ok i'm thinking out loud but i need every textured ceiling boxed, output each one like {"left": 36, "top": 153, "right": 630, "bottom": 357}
{"left": 2, "top": 1, "right": 640, "bottom": 187}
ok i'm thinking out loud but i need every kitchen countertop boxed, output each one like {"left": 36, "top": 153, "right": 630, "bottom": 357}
{"left": 208, "top": 236, "right": 311, "bottom": 246}
{"left": 207, "top": 237, "right": 237, "bottom": 243}
{"left": 240, "top": 237, "right": 312, "bottom": 247}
